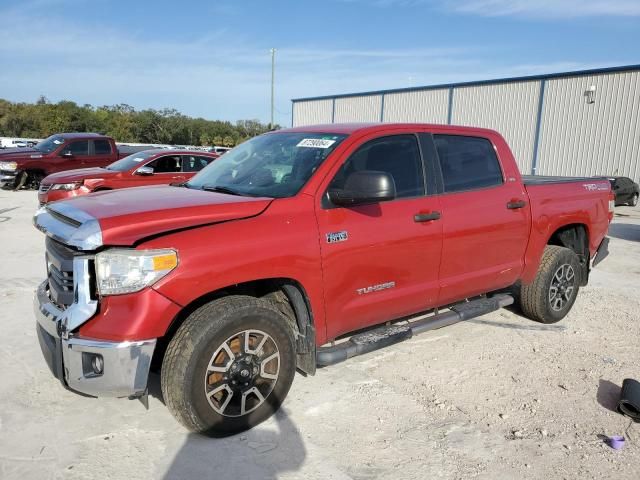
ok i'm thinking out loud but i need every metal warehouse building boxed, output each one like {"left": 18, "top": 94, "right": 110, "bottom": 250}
{"left": 291, "top": 65, "right": 640, "bottom": 180}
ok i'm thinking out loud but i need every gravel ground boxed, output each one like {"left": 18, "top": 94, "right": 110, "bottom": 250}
{"left": 0, "top": 190, "right": 638, "bottom": 480}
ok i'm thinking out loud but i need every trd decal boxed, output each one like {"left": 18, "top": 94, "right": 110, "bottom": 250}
{"left": 583, "top": 183, "right": 609, "bottom": 191}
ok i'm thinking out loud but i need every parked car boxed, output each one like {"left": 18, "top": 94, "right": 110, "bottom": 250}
{"left": 0, "top": 138, "right": 39, "bottom": 149}
{"left": 0, "top": 133, "right": 147, "bottom": 190}
{"left": 38, "top": 149, "right": 219, "bottom": 205}
{"left": 208, "top": 146, "right": 231, "bottom": 155}
{"left": 607, "top": 176, "right": 639, "bottom": 206}
{"left": 33, "top": 123, "right": 612, "bottom": 436}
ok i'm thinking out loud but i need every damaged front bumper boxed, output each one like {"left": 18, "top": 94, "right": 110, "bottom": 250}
{"left": 0, "top": 170, "right": 17, "bottom": 188}
{"left": 34, "top": 279, "right": 156, "bottom": 398}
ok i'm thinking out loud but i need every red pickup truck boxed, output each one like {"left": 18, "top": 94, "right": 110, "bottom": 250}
{"left": 38, "top": 149, "right": 219, "bottom": 205}
{"left": 0, "top": 133, "right": 140, "bottom": 190}
{"left": 33, "top": 123, "right": 612, "bottom": 436}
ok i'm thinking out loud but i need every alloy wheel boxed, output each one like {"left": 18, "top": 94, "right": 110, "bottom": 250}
{"left": 204, "top": 329, "right": 280, "bottom": 417}
{"left": 548, "top": 263, "right": 576, "bottom": 311}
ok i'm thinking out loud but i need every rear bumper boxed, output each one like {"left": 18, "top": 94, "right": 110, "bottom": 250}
{"left": 34, "top": 281, "right": 156, "bottom": 398}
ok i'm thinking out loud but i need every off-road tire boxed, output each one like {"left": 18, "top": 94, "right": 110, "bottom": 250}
{"left": 518, "top": 245, "right": 581, "bottom": 324}
{"left": 161, "top": 295, "right": 296, "bottom": 437}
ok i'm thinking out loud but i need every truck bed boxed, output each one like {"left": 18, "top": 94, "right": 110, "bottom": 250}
{"left": 522, "top": 175, "right": 607, "bottom": 185}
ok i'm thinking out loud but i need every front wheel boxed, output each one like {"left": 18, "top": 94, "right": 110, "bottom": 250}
{"left": 518, "top": 245, "right": 581, "bottom": 324}
{"left": 161, "top": 295, "right": 296, "bottom": 437}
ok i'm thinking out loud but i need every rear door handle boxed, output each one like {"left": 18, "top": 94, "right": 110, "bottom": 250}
{"left": 414, "top": 211, "right": 441, "bottom": 222}
{"left": 507, "top": 200, "right": 527, "bottom": 209}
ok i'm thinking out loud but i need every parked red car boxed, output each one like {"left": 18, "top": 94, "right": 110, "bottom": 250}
{"left": 33, "top": 123, "right": 612, "bottom": 436}
{"left": 38, "top": 149, "right": 219, "bottom": 204}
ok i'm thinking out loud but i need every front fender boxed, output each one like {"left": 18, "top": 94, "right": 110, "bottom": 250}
{"left": 140, "top": 196, "right": 329, "bottom": 344}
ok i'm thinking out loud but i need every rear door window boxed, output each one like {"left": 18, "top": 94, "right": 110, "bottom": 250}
{"left": 433, "top": 135, "right": 503, "bottom": 193}
{"left": 93, "top": 139, "right": 112, "bottom": 155}
{"left": 182, "top": 155, "right": 212, "bottom": 172}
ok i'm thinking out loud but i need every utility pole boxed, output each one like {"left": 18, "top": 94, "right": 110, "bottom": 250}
{"left": 270, "top": 48, "right": 276, "bottom": 129}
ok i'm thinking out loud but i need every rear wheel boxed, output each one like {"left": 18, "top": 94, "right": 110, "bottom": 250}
{"left": 518, "top": 245, "right": 581, "bottom": 324}
{"left": 161, "top": 295, "right": 296, "bottom": 437}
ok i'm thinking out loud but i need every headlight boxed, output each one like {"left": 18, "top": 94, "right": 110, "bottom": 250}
{"left": 0, "top": 161, "right": 17, "bottom": 171}
{"left": 95, "top": 249, "right": 178, "bottom": 295}
{"left": 51, "top": 182, "right": 82, "bottom": 191}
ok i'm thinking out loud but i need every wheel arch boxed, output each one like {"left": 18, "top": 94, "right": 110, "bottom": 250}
{"left": 23, "top": 168, "right": 47, "bottom": 188}
{"left": 545, "top": 223, "right": 590, "bottom": 285}
{"left": 153, "top": 277, "right": 317, "bottom": 375}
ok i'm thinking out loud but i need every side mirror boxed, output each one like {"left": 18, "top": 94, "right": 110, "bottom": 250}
{"left": 61, "top": 150, "right": 73, "bottom": 157}
{"left": 135, "top": 166, "right": 154, "bottom": 176}
{"left": 328, "top": 170, "right": 396, "bottom": 207}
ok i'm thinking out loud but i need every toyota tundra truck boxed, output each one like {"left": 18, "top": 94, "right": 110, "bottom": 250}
{"left": 33, "top": 123, "right": 612, "bottom": 436}
{"left": 0, "top": 133, "right": 139, "bottom": 190}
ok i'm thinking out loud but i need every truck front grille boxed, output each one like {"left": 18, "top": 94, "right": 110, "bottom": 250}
{"left": 46, "top": 237, "right": 81, "bottom": 307}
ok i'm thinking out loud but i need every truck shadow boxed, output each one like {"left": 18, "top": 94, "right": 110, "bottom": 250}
{"left": 161, "top": 409, "right": 307, "bottom": 480}
{"left": 608, "top": 223, "right": 640, "bottom": 242}
{"left": 596, "top": 379, "right": 621, "bottom": 413}
{"left": 147, "top": 374, "right": 307, "bottom": 479}
{"left": 467, "top": 318, "right": 567, "bottom": 332}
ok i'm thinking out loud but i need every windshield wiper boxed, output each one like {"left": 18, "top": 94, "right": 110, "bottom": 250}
{"left": 201, "top": 184, "right": 244, "bottom": 196}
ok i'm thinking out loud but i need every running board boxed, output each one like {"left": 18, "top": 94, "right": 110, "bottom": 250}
{"left": 316, "top": 294, "right": 514, "bottom": 367}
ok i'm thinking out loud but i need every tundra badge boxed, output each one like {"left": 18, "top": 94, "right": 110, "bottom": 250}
{"left": 356, "top": 282, "right": 396, "bottom": 295}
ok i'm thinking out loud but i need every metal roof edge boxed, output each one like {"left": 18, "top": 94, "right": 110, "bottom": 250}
{"left": 291, "top": 64, "right": 640, "bottom": 103}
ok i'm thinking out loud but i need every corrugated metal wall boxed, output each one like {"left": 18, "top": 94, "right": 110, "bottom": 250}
{"left": 537, "top": 71, "right": 640, "bottom": 179}
{"left": 291, "top": 67, "right": 640, "bottom": 179}
{"left": 292, "top": 99, "right": 333, "bottom": 126}
{"left": 451, "top": 81, "right": 540, "bottom": 175}
{"left": 334, "top": 95, "right": 382, "bottom": 123}
{"left": 382, "top": 89, "right": 449, "bottom": 123}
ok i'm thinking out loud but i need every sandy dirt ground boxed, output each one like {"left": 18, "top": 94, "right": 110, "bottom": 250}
{"left": 0, "top": 189, "right": 638, "bottom": 480}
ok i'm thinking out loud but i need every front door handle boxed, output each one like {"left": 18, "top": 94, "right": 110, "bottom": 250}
{"left": 507, "top": 200, "right": 527, "bottom": 209}
{"left": 414, "top": 211, "right": 441, "bottom": 222}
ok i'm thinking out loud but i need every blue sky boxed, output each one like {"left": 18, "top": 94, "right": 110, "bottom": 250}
{"left": 1, "top": 0, "right": 639, "bottom": 125}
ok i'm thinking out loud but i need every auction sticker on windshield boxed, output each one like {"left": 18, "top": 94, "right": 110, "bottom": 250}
{"left": 297, "top": 138, "right": 336, "bottom": 149}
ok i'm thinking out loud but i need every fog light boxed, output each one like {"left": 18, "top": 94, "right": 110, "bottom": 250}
{"left": 91, "top": 355, "right": 104, "bottom": 374}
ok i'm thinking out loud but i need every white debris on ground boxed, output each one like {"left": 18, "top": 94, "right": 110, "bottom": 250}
{"left": 0, "top": 190, "right": 638, "bottom": 480}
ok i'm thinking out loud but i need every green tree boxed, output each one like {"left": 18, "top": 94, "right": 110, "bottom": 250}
{"left": 0, "top": 98, "right": 274, "bottom": 146}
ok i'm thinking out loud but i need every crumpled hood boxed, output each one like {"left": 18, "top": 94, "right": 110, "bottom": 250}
{"left": 43, "top": 167, "right": 113, "bottom": 184}
{"left": 36, "top": 185, "right": 272, "bottom": 248}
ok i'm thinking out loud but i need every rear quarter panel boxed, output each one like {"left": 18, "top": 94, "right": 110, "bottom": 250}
{"left": 522, "top": 180, "right": 611, "bottom": 283}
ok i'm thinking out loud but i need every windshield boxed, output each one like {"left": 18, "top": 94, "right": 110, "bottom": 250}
{"left": 187, "top": 132, "right": 347, "bottom": 198}
{"left": 34, "top": 135, "right": 65, "bottom": 153}
{"left": 106, "top": 151, "right": 157, "bottom": 171}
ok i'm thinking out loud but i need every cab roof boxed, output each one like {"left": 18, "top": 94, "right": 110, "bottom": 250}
{"left": 56, "top": 132, "right": 109, "bottom": 139}
{"left": 279, "top": 122, "right": 498, "bottom": 136}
